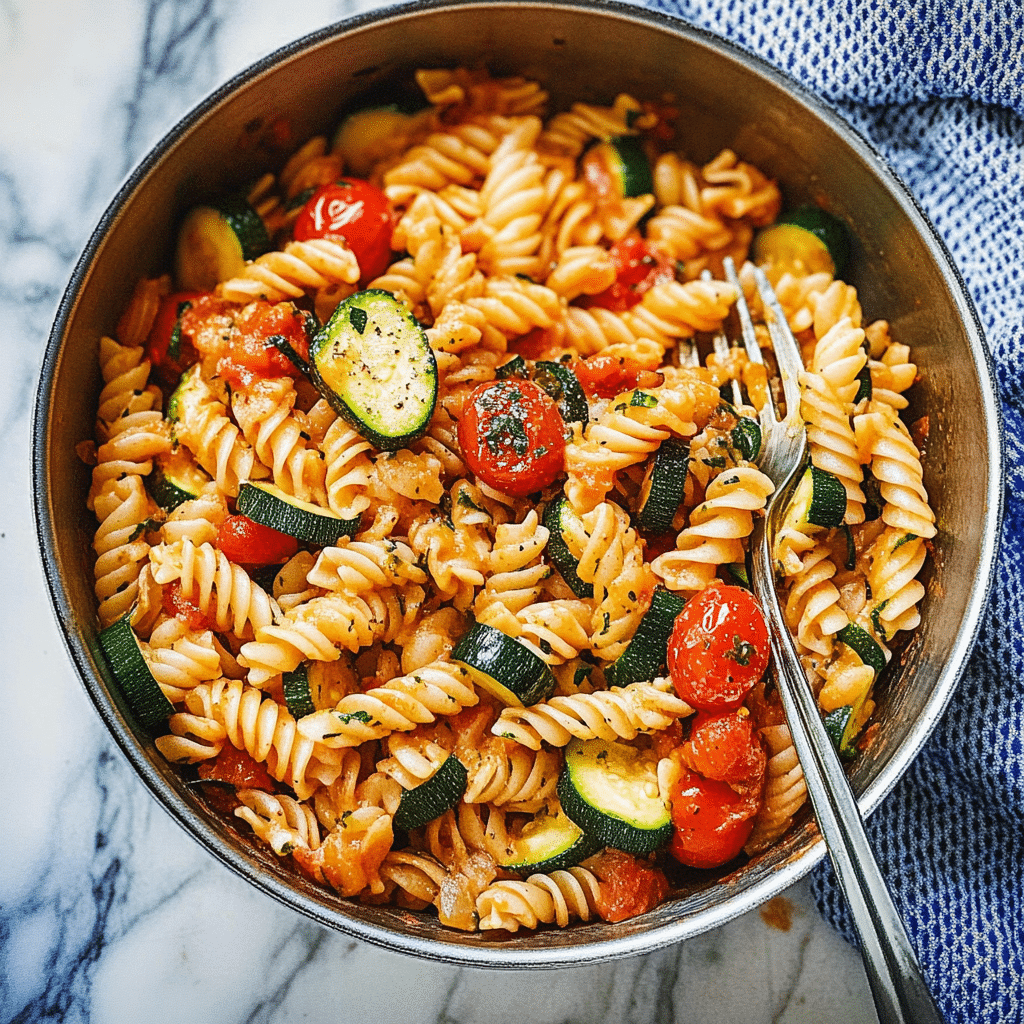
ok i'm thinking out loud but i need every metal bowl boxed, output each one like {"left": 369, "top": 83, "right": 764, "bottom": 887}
{"left": 33, "top": 0, "right": 1002, "bottom": 967}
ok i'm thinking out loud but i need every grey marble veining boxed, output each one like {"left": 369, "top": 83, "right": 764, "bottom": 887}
{"left": 0, "top": 2, "right": 877, "bottom": 1021}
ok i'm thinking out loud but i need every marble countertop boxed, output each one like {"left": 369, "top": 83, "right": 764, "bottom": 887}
{"left": 1, "top": 2, "right": 882, "bottom": 1021}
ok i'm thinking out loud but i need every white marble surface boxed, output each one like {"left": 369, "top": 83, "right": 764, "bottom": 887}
{"left": 1, "top": 2, "right": 880, "bottom": 1021}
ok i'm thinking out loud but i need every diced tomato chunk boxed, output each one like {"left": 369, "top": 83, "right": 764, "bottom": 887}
{"left": 162, "top": 580, "right": 214, "bottom": 631}
{"left": 216, "top": 301, "right": 309, "bottom": 388}
{"left": 577, "top": 235, "right": 675, "bottom": 312}
{"left": 589, "top": 849, "right": 671, "bottom": 923}
{"left": 144, "top": 290, "right": 207, "bottom": 388}
{"left": 197, "top": 744, "right": 276, "bottom": 792}
{"left": 572, "top": 351, "right": 660, "bottom": 399}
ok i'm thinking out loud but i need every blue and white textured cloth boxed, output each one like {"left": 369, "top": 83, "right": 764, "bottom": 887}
{"left": 636, "top": 1, "right": 1023, "bottom": 1021}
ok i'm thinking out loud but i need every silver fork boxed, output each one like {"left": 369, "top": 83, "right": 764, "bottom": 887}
{"left": 722, "top": 256, "right": 943, "bottom": 1024}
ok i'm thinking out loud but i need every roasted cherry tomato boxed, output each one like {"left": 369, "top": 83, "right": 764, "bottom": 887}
{"left": 680, "top": 710, "right": 766, "bottom": 787}
{"left": 668, "top": 765, "right": 757, "bottom": 869}
{"left": 162, "top": 580, "right": 214, "bottom": 631}
{"left": 572, "top": 350, "right": 662, "bottom": 399}
{"left": 578, "top": 235, "right": 675, "bottom": 312}
{"left": 197, "top": 744, "right": 276, "bottom": 792}
{"left": 216, "top": 514, "right": 299, "bottom": 567}
{"left": 292, "top": 179, "right": 394, "bottom": 283}
{"left": 511, "top": 326, "right": 563, "bottom": 361}
{"left": 216, "top": 300, "right": 310, "bottom": 389}
{"left": 588, "top": 849, "right": 671, "bottom": 923}
{"left": 667, "top": 581, "right": 770, "bottom": 711}
{"left": 457, "top": 378, "right": 566, "bottom": 496}
{"left": 143, "top": 290, "right": 206, "bottom": 387}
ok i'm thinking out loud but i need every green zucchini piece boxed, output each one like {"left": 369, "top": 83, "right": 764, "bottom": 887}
{"left": 309, "top": 289, "right": 437, "bottom": 451}
{"left": 148, "top": 449, "right": 211, "bottom": 511}
{"left": 730, "top": 418, "right": 762, "bottom": 462}
{"left": 332, "top": 104, "right": 428, "bottom": 178}
{"left": 838, "top": 524, "right": 856, "bottom": 571}
{"left": 784, "top": 465, "right": 847, "bottom": 530}
{"left": 558, "top": 737, "right": 672, "bottom": 855}
{"left": 236, "top": 480, "right": 361, "bottom": 546}
{"left": 542, "top": 495, "right": 593, "bottom": 599}
{"left": 532, "top": 361, "right": 589, "bottom": 427}
{"left": 853, "top": 364, "right": 873, "bottom": 404}
{"left": 585, "top": 135, "right": 654, "bottom": 198}
{"left": 175, "top": 197, "right": 270, "bottom": 291}
{"left": 723, "top": 562, "right": 751, "bottom": 588}
{"left": 98, "top": 614, "right": 174, "bottom": 734}
{"left": 636, "top": 439, "right": 690, "bottom": 533}
{"left": 753, "top": 205, "right": 851, "bottom": 278}
{"left": 282, "top": 665, "right": 317, "bottom": 719}
{"left": 495, "top": 354, "right": 527, "bottom": 380}
{"left": 393, "top": 753, "right": 468, "bottom": 832}
{"left": 451, "top": 621, "right": 557, "bottom": 707}
{"left": 501, "top": 805, "right": 601, "bottom": 875}
{"left": 604, "top": 587, "right": 687, "bottom": 688}
{"left": 823, "top": 705, "right": 859, "bottom": 761}
{"left": 835, "top": 623, "right": 888, "bottom": 677}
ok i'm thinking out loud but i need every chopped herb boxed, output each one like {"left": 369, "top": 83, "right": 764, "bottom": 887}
{"left": 723, "top": 634, "right": 756, "bottom": 667}
{"left": 349, "top": 306, "right": 368, "bottom": 334}
{"left": 335, "top": 709, "right": 373, "bottom": 726}
{"left": 630, "top": 390, "right": 658, "bottom": 408}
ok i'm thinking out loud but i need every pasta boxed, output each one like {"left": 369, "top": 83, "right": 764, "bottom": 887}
{"left": 85, "top": 66, "right": 934, "bottom": 937}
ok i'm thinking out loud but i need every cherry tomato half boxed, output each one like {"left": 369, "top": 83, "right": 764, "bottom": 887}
{"left": 667, "top": 581, "right": 770, "bottom": 712}
{"left": 144, "top": 290, "right": 206, "bottom": 387}
{"left": 457, "top": 379, "right": 566, "bottom": 496}
{"left": 578, "top": 235, "right": 675, "bottom": 313}
{"left": 216, "top": 514, "right": 298, "bottom": 567}
{"left": 680, "top": 710, "right": 766, "bottom": 788}
{"left": 292, "top": 179, "right": 394, "bottom": 283}
{"left": 572, "top": 350, "right": 663, "bottom": 399}
{"left": 668, "top": 765, "right": 757, "bottom": 869}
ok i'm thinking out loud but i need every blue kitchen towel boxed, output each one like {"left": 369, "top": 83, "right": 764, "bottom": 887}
{"left": 635, "top": 1, "right": 1023, "bottom": 1021}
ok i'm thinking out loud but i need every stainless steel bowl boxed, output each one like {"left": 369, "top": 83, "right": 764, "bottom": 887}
{"left": 33, "top": 0, "right": 1002, "bottom": 967}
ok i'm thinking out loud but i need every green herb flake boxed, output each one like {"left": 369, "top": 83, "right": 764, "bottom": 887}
{"left": 723, "top": 634, "right": 756, "bottom": 667}
{"left": 349, "top": 306, "right": 368, "bottom": 334}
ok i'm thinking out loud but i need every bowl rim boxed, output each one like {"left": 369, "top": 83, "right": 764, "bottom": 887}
{"left": 32, "top": 0, "right": 1004, "bottom": 967}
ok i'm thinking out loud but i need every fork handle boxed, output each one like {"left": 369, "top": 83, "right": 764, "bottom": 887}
{"left": 768, "top": 627, "right": 945, "bottom": 1024}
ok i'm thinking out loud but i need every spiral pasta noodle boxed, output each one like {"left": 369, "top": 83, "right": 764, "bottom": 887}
{"left": 477, "top": 868, "right": 602, "bottom": 931}
{"left": 492, "top": 678, "right": 693, "bottom": 750}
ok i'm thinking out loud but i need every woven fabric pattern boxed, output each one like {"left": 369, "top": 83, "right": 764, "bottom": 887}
{"left": 635, "top": 1, "right": 1022, "bottom": 1020}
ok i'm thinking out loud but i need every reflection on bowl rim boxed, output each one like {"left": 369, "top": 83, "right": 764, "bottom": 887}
{"left": 32, "top": 0, "right": 1003, "bottom": 967}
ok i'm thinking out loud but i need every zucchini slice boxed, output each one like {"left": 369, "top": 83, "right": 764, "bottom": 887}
{"left": 98, "top": 614, "right": 174, "bottom": 734}
{"left": 175, "top": 197, "right": 270, "bottom": 291}
{"left": 752, "top": 205, "right": 851, "bottom": 278}
{"left": 835, "top": 623, "right": 888, "bottom": 677}
{"left": 451, "top": 622, "right": 557, "bottom": 707}
{"left": 236, "top": 480, "right": 361, "bottom": 546}
{"left": 532, "top": 361, "right": 590, "bottom": 427}
{"left": 584, "top": 135, "right": 654, "bottom": 198}
{"left": 309, "top": 289, "right": 437, "bottom": 451}
{"left": 495, "top": 354, "right": 528, "bottom": 380}
{"left": 784, "top": 465, "right": 847, "bottom": 530}
{"left": 148, "top": 449, "right": 211, "bottom": 512}
{"left": 823, "top": 705, "right": 860, "bottom": 761}
{"left": 332, "top": 104, "right": 429, "bottom": 178}
{"left": 837, "top": 524, "right": 856, "bottom": 572}
{"left": 853, "top": 363, "right": 873, "bottom": 405}
{"left": 558, "top": 737, "right": 672, "bottom": 855}
{"left": 542, "top": 495, "right": 593, "bottom": 599}
{"left": 635, "top": 439, "right": 690, "bottom": 533}
{"left": 604, "top": 587, "right": 687, "bottom": 688}
{"left": 500, "top": 805, "right": 601, "bottom": 875}
{"left": 730, "top": 418, "right": 762, "bottom": 462}
{"left": 282, "top": 665, "right": 317, "bottom": 719}
{"left": 393, "top": 753, "right": 468, "bottom": 832}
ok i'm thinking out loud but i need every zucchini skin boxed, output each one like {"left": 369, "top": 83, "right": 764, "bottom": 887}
{"left": 236, "top": 481, "right": 361, "bottom": 546}
{"left": 604, "top": 587, "right": 687, "bottom": 688}
{"left": 98, "top": 615, "right": 175, "bottom": 734}
{"left": 393, "top": 754, "right": 468, "bottom": 831}
{"left": 635, "top": 439, "right": 691, "bottom": 534}
{"left": 542, "top": 496, "right": 593, "bottom": 599}
{"left": 451, "top": 621, "right": 557, "bottom": 707}
{"left": 309, "top": 289, "right": 438, "bottom": 452}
